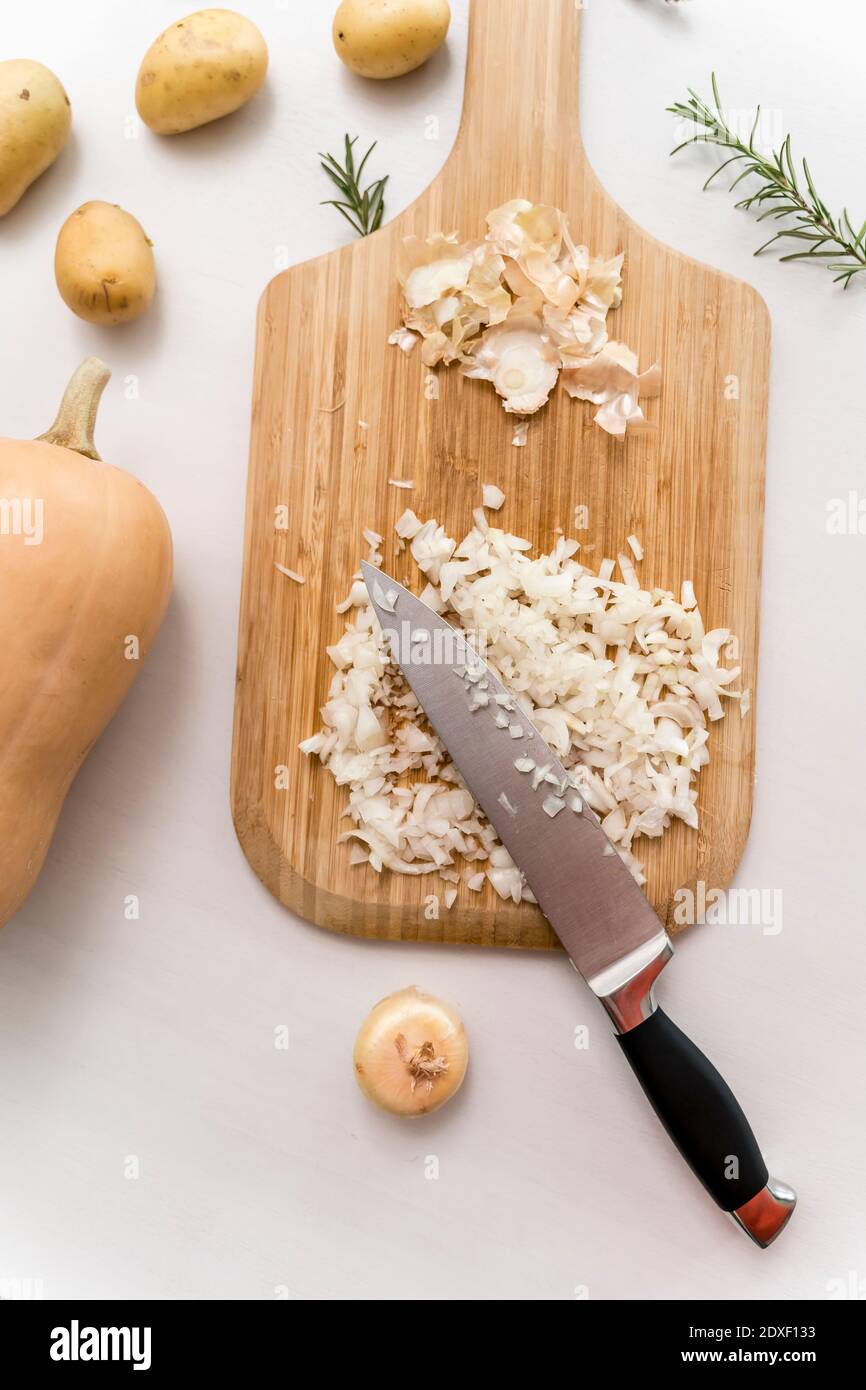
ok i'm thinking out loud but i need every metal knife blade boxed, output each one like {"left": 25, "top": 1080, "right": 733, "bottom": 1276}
{"left": 361, "top": 563, "right": 669, "bottom": 990}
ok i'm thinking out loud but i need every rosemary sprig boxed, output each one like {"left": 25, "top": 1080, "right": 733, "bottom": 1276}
{"left": 320, "top": 134, "right": 388, "bottom": 238}
{"left": 668, "top": 75, "right": 866, "bottom": 288}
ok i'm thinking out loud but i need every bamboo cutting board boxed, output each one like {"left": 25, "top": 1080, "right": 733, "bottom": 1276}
{"left": 232, "top": 0, "right": 769, "bottom": 949}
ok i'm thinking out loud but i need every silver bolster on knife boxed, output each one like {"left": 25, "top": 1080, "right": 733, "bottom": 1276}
{"left": 587, "top": 932, "right": 673, "bottom": 1034}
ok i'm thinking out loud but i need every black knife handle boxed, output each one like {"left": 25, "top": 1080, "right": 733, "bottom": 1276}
{"left": 617, "top": 1008, "right": 796, "bottom": 1246}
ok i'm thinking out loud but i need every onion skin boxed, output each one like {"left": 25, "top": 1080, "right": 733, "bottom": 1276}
{"left": 353, "top": 986, "right": 468, "bottom": 1117}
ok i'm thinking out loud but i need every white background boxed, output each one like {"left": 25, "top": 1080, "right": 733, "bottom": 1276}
{"left": 1, "top": 0, "right": 864, "bottom": 1301}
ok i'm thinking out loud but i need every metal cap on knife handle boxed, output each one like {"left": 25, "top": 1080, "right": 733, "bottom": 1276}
{"left": 732, "top": 1177, "right": 797, "bottom": 1249}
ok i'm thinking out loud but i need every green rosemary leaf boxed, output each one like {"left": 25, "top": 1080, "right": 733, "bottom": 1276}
{"left": 320, "top": 134, "right": 389, "bottom": 238}
{"left": 320, "top": 168, "right": 353, "bottom": 200}
{"left": 754, "top": 232, "right": 786, "bottom": 255}
{"left": 802, "top": 157, "right": 821, "bottom": 207}
{"left": 367, "top": 178, "right": 387, "bottom": 233}
{"left": 321, "top": 200, "right": 364, "bottom": 237}
{"left": 754, "top": 204, "right": 803, "bottom": 222}
{"left": 703, "top": 154, "right": 748, "bottom": 191}
{"left": 778, "top": 248, "right": 837, "bottom": 261}
{"left": 839, "top": 209, "right": 866, "bottom": 254}
{"left": 784, "top": 228, "right": 834, "bottom": 238}
{"left": 728, "top": 165, "right": 762, "bottom": 193}
{"left": 355, "top": 139, "right": 376, "bottom": 186}
{"left": 783, "top": 135, "right": 799, "bottom": 192}
{"left": 735, "top": 187, "right": 784, "bottom": 209}
{"left": 669, "top": 136, "right": 710, "bottom": 158}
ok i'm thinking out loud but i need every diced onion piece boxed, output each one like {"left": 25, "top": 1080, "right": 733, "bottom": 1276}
{"left": 395, "top": 509, "right": 423, "bottom": 539}
{"left": 275, "top": 563, "right": 306, "bottom": 584}
{"left": 487, "top": 865, "right": 524, "bottom": 902}
{"left": 388, "top": 327, "right": 420, "bottom": 354}
{"left": 372, "top": 580, "right": 397, "bottom": 613}
{"left": 618, "top": 552, "right": 639, "bottom": 589}
{"left": 299, "top": 733, "right": 326, "bottom": 755}
{"left": 482, "top": 484, "right": 505, "bottom": 511}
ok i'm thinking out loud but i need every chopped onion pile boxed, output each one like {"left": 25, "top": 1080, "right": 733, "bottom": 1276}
{"left": 390, "top": 199, "right": 661, "bottom": 438}
{"left": 300, "top": 501, "right": 745, "bottom": 902}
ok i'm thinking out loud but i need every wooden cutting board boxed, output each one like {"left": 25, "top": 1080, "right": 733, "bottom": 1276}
{"left": 231, "top": 0, "right": 769, "bottom": 950}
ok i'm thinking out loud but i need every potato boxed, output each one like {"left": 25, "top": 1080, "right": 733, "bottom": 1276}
{"left": 135, "top": 8, "right": 268, "bottom": 135}
{"left": 0, "top": 60, "right": 71, "bottom": 217}
{"left": 55, "top": 202, "right": 156, "bottom": 326}
{"left": 332, "top": 0, "right": 450, "bottom": 80}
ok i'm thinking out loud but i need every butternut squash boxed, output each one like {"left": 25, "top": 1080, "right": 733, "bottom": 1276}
{"left": 0, "top": 359, "right": 173, "bottom": 927}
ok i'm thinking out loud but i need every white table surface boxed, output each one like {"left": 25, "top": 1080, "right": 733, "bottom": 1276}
{"left": 2, "top": 0, "right": 864, "bottom": 1302}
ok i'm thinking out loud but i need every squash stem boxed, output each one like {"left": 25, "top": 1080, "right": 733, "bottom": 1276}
{"left": 37, "top": 358, "right": 111, "bottom": 461}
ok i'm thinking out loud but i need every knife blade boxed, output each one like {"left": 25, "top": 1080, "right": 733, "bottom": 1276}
{"left": 361, "top": 562, "right": 665, "bottom": 989}
{"left": 362, "top": 562, "right": 796, "bottom": 1246}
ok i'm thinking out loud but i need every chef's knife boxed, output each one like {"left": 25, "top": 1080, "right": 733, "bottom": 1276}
{"left": 362, "top": 563, "right": 795, "bottom": 1247}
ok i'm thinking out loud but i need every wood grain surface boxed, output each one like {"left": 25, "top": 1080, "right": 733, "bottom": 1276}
{"left": 231, "top": 0, "right": 769, "bottom": 950}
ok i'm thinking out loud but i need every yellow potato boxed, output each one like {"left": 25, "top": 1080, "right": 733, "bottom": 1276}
{"left": 55, "top": 202, "right": 156, "bottom": 326}
{"left": 333, "top": 0, "right": 450, "bottom": 80}
{"left": 0, "top": 60, "right": 71, "bottom": 217}
{"left": 136, "top": 8, "right": 268, "bottom": 135}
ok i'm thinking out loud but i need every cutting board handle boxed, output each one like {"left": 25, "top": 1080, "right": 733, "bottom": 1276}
{"left": 453, "top": 0, "right": 584, "bottom": 176}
